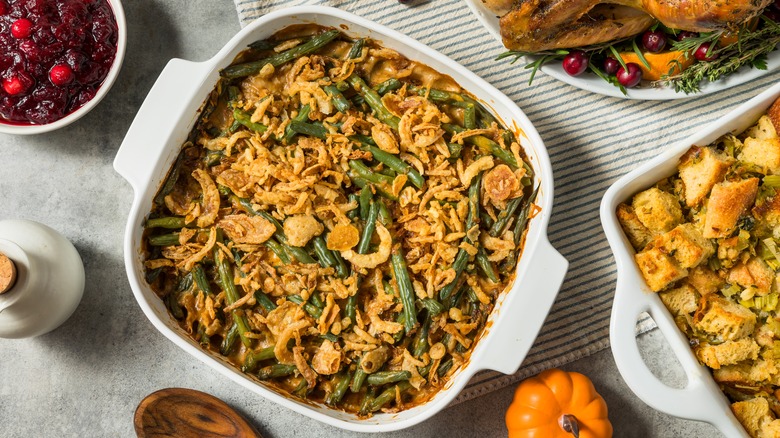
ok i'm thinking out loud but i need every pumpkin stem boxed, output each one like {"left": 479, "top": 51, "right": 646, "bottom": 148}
{"left": 559, "top": 414, "right": 580, "bottom": 438}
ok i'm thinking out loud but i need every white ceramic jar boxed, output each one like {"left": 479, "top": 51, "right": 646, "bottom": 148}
{"left": 0, "top": 219, "right": 85, "bottom": 338}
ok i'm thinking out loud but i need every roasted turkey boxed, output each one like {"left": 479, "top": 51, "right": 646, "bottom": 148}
{"left": 489, "top": 0, "right": 773, "bottom": 52}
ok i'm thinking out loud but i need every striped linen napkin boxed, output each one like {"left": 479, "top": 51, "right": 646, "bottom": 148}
{"left": 233, "top": 0, "right": 780, "bottom": 403}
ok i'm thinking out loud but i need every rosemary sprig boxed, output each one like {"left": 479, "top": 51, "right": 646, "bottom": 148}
{"left": 495, "top": 50, "right": 569, "bottom": 85}
{"left": 662, "top": 20, "right": 780, "bottom": 94}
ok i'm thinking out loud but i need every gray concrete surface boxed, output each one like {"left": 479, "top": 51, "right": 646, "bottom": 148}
{"left": 0, "top": 1, "right": 721, "bottom": 436}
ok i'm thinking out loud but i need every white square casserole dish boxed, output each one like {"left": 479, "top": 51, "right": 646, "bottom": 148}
{"left": 601, "top": 81, "right": 780, "bottom": 438}
{"left": 113, "top": 6, "right": 567, "bottom": 432}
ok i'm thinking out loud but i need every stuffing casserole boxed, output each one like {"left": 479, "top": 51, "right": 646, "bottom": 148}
{"left": 141, "top": 25, "right": 536, "bottom": 415}
{"left": 618, "top": 99, "right": 780, "bottom": 437}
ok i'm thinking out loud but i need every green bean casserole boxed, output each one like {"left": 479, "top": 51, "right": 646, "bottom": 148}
{"left": 142, "top": 25, "right": 537, "bottom": 415}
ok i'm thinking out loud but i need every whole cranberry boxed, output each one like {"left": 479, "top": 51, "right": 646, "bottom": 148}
{"left": 0, "top": 1, "right": 8, "bottom": 15}
{"left": 3, "top": 75, "right": 31, "bottom": 95}
{"left": 677, "top": 31, "right": 698, "bottom": 41}
{"left": 694, "top": 42, "right": 718, "bottom": 61}
{"left": 641, "top": 30, "right": 667, "bottom": 53}
{"left": 616, "top": 63, "right": 643, "bottom": 88}
{"left": 603, "top": 57, "right": 620, "bottom": 75}
{"left": 562, "top": 51, "right": 588, "bottom": 76}
{"left": 11, "top": 18, "right": 33, "bottom": 39}
{"left": 49, "top": 64, "right": 74, "bottom": 86}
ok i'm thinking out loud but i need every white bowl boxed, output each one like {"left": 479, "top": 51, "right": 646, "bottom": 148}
{"left": 463, "top": 0, "right": 780, "bottom": 100}
{"left": 113, "top": 6, "right": 567, "bottom": 432}
{"left": 601, "top": 81, "right": 780, "bottom": 437}
{"left": 0, "top": 0, "right": 127, "bottom": 135}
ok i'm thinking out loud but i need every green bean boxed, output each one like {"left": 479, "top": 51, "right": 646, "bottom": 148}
{"left": 467, "top": 287, "right": 479, "bottom": 303}
{"left": 344, "top": 294, "right": 358, "bottom": 330}
{"left": 359, "top": 185, "right": 372, "bottom": 220}
{"left": 290, "top": 120, "right": 327, "bottom": 139}
{"left": 310, "top": 292, "right": 324, "bottom": 309}
{"left": 214, "top": 233, "right": 253, "bottom": 348}
{"left": 324, "top": 85, "right": 350, "bottom": 113}
{"left": 192, "top": 264, "right": 213, "bottom": 295}
{"left": 264, "top": 239, "right": 291, "bottom": 264}
{"left": 452, "top": 101, "right": 477, "bottom": 130}
{"left": 408, "top": 85, "right": 465, "bottom": 103}
{"left": 283, "top": 104, "right": 311, "bottom": 143}
{"left": 359, "top": 144, "right": 424, "bottom": 189}
{"left": 489, "top": 196, "right": 523, "bottom": 237}
{"left": 440, "top": 174, "right": 481, "bottom": 302}
{"left": 287, "top": 294, "right": 322, "bottom": 319}
{"left": 347, "top": 193, "right": 360, "bottom": 220}
{"left": 197, "top": 324, "right": 210, "bottom": 347}
{"left": 368, "top": 382, "right": 412, "bottom": 412}
{"left": 221, "top": 29, "right": 341, "bottom": 79}
{"left": 154, "top": 154, "right": 183, "bottom": 206}
{"left": 501, "top": 185, "right": 538, "bottom": 273}
{"left": 351, "top": 175, "right": 398, "bottom": 201}
{"left": 326, "top": 371, "right": 353, "bottom": 405}
{"left": 233, "top": 108, "right": 268, "bottom": 133}
{"left": 347, "top": 38, "right": 364, "bottom": 59}
{"left": 419, "top": 298, "right": 445, "bottom": 315}
{"left": 476, "top": 247, "right": 499, "bottom": 283}
{"left": 437, "top": 358, "right": 453, "bottom": 377}
{"left": 248, "top": 39, "right": 275, "bottom": 51}
{"left": 313, "top": 236, "right": 338, "bottom": 268}
{"left": 257, "top": 363, "right": 298, "bottom": 380}
{"left": 366, "top": 370, "right": 412, "bottom": 386}
{"left": 145, "top": 216, "right": 187, "bottom": 229}
{"left": 349, "top": 133, "right": 376, "bottom": 146}
{"left": 442, "top": 124, "right": 518, "bottom": 169}
{"left": 204, "top": 150, "right": 224, "bottom": 166}
{"left": 391, "top": 245, "right": 417, "bottom": 334}
{"left": 293, "top": 379, "right": 309, "bottom": 397}
{"left": 148, "top": 233, "right": 181, "bottom": 247}
{"left": 374, "top": 78, "right": 401, "bottom": 95}
{"left": 241, "top": 346, "right": 276, "bottom": 373}
{"left": 357, "top": 201, "right": 379, "bottom": 255}
{"left": 221, "top": 323, "right": 239, "bottom": 355}
{"left": 333, "top": 252, "right": 350, "bottom": 279}
{"left": 359, "top": 387, "right": 376, "bottom": 416}
{"left": 335, "top": 81, "right": 349, "bottom": 92}
{"left": 347, "top": 75, "right": 400, "bottom": 130}
{"left": 166, "top": 290, "right": 184, "bottom": 320}
{"left": 412, "top": 315, "right": 432, "bottom": 358}
{"left": 447, "top": 142, "right": 463, "bottom": 160}
{"left": 479, "top": 211, "right": 495, "bottom": 230}
{"left": 350, "top": 356, "right": 368, "bottom": 393}
{"left": 349, "top": 160, "right": 395, "bottom": 186}
{"left": 377, "top": 200, "right": 391, "bottom": 226}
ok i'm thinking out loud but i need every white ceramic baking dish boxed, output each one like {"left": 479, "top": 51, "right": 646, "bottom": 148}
{"left": 601, "top": 81, "right": 780, "bottom": 437}
{"left": 113, "top": 6, "right": 567, "bottom": 432}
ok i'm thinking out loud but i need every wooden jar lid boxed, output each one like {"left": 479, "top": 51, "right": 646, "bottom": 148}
{"left": 0, "top": 252, "right": 16, "bottom": 294}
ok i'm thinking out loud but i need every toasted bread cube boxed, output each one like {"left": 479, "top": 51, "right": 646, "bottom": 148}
{"left": 703, "top": 178, "right": 759, "bottom": 238}
{"left": 695, "top": 338, "right": 759, "bottom": 369}
{"left": 678, "top": 146, "right": 733, "bottom": 207}
{"left": 728, "top": 257, "right": 776, "bottom": 296}
{"left": 616, "top": 203, "right": 655, "bottom": 251}
{"left": 688, "top": 266, "right": 725, "bottom": 295}
{"left": 652, "top": 223, "right": 714, "bottom": 269}
{"left": 632, "top": 188, "right": 683, "bottom": 233}
{"left": 768, "top": 100, "right": 780, "bottom": 135}
{"left": 659, "top": 284, "right": 699, "bottom": 315}
{"left": 714, "top": 360, "right": 779, "bottom": 387}
{"left": 732, "top": 397, "right": 777, "bottom": 438}
{"left": 740, "top": 137, "right": 780, "bottom": 175}
{"left": 694, "top": 296, "right": 756, "bottom": 341}
{"left": 745, "top": 115, "right": 779, "bottom": 141}
{"left": 635, "top": 247, "right": 687, "bottom": 292}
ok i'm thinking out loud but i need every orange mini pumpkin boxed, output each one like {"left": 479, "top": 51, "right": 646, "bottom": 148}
{"left": 506, "top": 368, "right": 612, "bottom": 438}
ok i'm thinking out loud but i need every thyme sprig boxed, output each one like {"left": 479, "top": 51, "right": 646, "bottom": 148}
{"left": 661, "top": 19, "right": 780, "bottom": 94}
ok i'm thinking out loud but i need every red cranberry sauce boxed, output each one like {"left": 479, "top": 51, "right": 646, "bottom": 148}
{"left": 0, "top": 0, "right": 118, "bottom": 125}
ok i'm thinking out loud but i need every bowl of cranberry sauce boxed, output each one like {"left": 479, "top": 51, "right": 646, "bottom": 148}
{"left": 0, "top": 0, "right": 126, "bottom": 134}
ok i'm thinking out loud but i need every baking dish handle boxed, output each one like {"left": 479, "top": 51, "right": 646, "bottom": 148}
{"left": 480, "top": 236, "right": 568, "bottom": 375}
{"left": 113, "top": 58, "right": 212, "bottom": 189}
{"left": 610, "top": 275, "right": 750, "bottom": 437}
